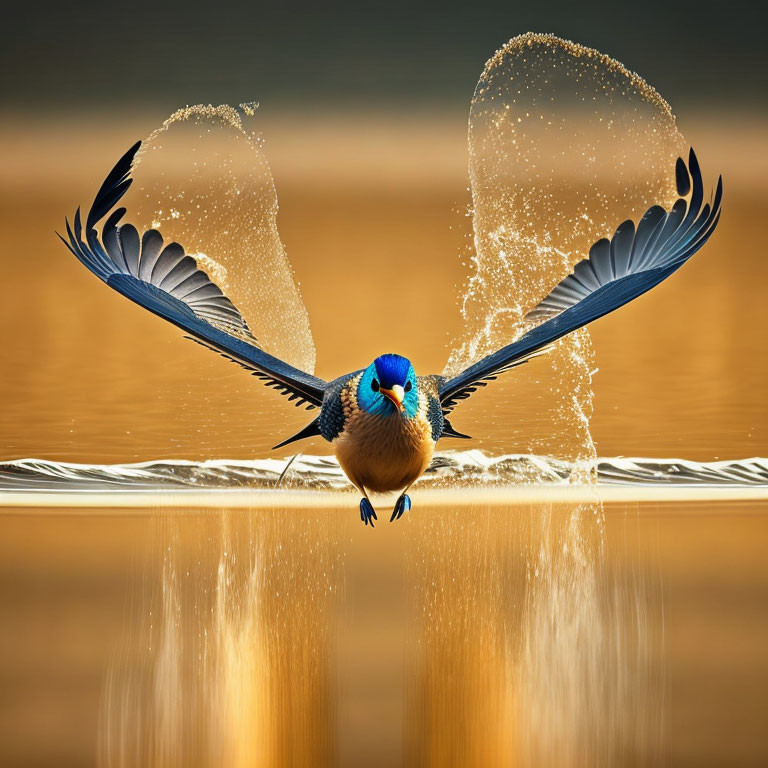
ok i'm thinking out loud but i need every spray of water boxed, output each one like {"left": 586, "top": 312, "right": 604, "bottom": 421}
{"left": 448, "top": 33, "right": 687, "bottom": 467}
{"left": 130, "top": 104, "right": 316, "bottom": 373}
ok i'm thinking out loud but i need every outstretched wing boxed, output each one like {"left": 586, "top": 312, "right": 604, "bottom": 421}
{"left": 439, "top": 148, "right": 722, "bottom": 413}
{"left": 60, "top": 141, "right": 327, "bottom": 410}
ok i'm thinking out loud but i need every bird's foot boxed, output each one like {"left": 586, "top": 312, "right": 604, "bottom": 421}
{"left": 360, "top": 498, "right": 377, "bottom": 527}
{"left": 390, "top": 493, "right": 412, "bottom": 523}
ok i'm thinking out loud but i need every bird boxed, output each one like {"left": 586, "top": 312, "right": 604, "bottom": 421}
{"left": 60, "top": 141, "right": 721, "bottom": 526}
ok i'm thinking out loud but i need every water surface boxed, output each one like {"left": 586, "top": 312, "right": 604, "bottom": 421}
{"left": 0, "top": 495, "right": 765, "bottom": 766}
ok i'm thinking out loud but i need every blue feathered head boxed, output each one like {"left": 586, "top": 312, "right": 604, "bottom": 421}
{"left": 357, "top": 353, "right": 419, "bottom": 418}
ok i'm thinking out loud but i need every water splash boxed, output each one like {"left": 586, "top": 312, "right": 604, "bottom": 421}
{"left": 130, "top": 103, "right": 315, "bottom": 372}
{"left": 2, "top": 453, "right": 768, "bottom": 493}
{"left": 447, "top": 33, "right": 687, "bottom": 464}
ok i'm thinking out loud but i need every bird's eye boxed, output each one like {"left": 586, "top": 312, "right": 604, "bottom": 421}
{"left": 371, "top": 379, "right": 380, "bottom": 392}
{"left": 404, "top": 380, "right": 413, "bottom": 392}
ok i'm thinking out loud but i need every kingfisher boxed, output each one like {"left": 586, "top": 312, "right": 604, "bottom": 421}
{"left": 60, "top": 142, "right": 721, "bottom": 525}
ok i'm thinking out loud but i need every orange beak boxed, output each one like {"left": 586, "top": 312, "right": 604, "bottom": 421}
{"left": 380, "top": 384, "right": 405, "bottom": 411}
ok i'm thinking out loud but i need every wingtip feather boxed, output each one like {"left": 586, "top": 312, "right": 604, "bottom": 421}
{"left": 688, "top": 146, "right": 701, "bottom": 182}
{"left": 675, "top": 156, "right": 691, "bottom": 196}
{"left": 86, "top": 140, "right": 143, "bottom": 230}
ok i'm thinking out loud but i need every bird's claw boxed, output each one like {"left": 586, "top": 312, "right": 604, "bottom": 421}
{"left": 360, "top": 498, "right": 377, "bottom": 527}
{"left": 390, "top": 493, "right": 411, "bottom": 523}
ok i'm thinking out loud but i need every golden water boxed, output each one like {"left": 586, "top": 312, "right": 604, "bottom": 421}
{"left": 0, "top": 499, "right": 766, "bottom": 766}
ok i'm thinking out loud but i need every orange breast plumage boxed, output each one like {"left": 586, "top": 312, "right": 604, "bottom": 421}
{"left": 333, "top": 376, "right": 437, "bottom": 494}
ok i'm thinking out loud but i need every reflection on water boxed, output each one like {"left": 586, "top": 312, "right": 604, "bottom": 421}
{"left": 2, "top": 497, "right": 766, "bottom": 766}
{"left": 108, "top": 498, "right": 656, "bottom": 768}
{"left": 100, "top": 508, "right": 340, "bottom": 767}
{"left": 514, "top": 503, "right": 661, "bottom": 766}
{"left": 406, "top": 499, "right": 661, "bottom": 767}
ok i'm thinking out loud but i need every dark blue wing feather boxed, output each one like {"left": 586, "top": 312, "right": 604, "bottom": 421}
{"left": 439, "top": 149, "right": 722, "bottom": 413}
{"left": 60, "top": 141, "right": 327, "bottom": 410}
{"left": 86, "top": 141, "right": 141, "bottom": 231}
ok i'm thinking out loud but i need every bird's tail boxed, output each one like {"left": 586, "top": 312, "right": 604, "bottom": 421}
{"left": 273, "top": 418, "right": 322, "bottom": 450}
{"left": 442, "top": 419, "right": 472, "bottom": 439}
